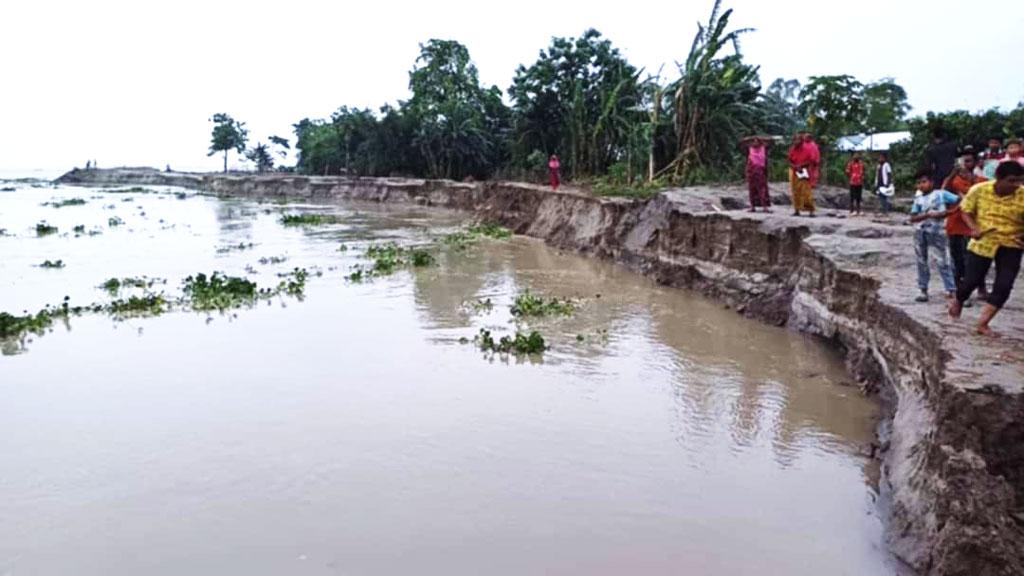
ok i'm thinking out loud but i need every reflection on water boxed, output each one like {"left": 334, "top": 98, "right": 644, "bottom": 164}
{"left": 0, "top": 184, "right": 901, "bottom": 575}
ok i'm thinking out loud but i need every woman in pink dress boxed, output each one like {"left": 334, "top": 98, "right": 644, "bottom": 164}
{"left": 548, "top": 155, "right": 561, "bottom": 190}
{"left": 740, "top": 136, "right": 772, "bottom": 212}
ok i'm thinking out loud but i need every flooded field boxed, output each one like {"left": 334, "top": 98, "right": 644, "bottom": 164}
{"left": 0, "top": 182, "right": 901, "bottom": 574}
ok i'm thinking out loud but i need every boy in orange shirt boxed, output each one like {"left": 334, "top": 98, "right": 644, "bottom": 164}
{"left": 942, "top": 151, "right": 988, "bottom": 301}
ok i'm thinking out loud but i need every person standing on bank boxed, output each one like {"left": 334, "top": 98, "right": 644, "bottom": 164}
{"left": 548, "top": 154, "right": 561, "bottom": 191}
{"left": 788, "top": 132, "right": 819, "bottom": 217}
{"left": 942, "top": 151, "right": 989, "bottom": 302}
{"left": 741, "top": 136, "right": 772, "bottom": 212}
{"left": 909, "top": 170, "right": 960, "bottom": 303}
{"left": 875, "top": 152, "right": 895, "bottom": 213}
{"left": 845, "top": 153, "right": 866, "bottom": 215}
{"left": 926, "top": 129, "right": 958, "bottom": 190}
{"left": 949, "top": 161, "right": 1024, "bottom": 336}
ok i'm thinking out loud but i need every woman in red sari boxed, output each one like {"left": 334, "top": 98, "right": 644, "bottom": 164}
{"left": 788, "top": 132, "right": 820, "bottom": 217}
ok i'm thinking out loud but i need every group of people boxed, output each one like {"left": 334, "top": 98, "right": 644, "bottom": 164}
{"left": 740, "top": 130, "right": 1024, "bottom": 336}
{"left": 740, "top": 132, "right": 898, "bottom": 216}
{"left": 913, "top": 149, "right": 1024, "bottom": 336}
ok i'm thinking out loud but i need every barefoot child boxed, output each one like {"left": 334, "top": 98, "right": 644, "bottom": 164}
{"left": 949, "top": 161, "right": 1024, "bottom": 336}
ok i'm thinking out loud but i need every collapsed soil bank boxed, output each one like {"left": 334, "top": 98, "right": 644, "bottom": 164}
{"left": 58, "top": 168, "right": 1024, "bottom": 575}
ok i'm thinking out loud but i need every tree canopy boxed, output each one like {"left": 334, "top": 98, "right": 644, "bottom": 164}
{"left": 243, "top": 1, "right": 996, "bottom": 190}
{"left": 208, "top": 113, "right": 248, "bottom": 173}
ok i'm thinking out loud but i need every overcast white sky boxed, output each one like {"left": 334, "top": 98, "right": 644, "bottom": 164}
{"left": 3, "top": 0, "right": 1022, "bottom": 174}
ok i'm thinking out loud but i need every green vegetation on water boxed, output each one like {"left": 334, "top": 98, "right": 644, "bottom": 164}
{"left": 348, "top": 242, "right": 437, "bottom": 281}
{"left": 73, "top": 225, "right": 86, "bottom": 234}
{"left": 182, "top": 268, "right": 311, "bottom": 311}
{"left": 35, "top": 222, "right": 58, "bottom": 236}
{"left": 0, "top": 298, "right": 103, "bottom": 341}
{"left": 182, "top": 273, "right": 265, "bottom": 311}
{"left": 510, "top": 290, "right": 576, "bottom": 318}
{"left": 280, "top": 213, "right": 343, "bottom": 226}
{"left": 108, "top": 217, "right": 124, "bottom": 227}
{"left": 466, "top": 223, "right": 512, "bottom": 239}
{"left": 470, "top": 298, "right": 494, "bottom": 312}
{"left": 107, "top": 294, "right": 168, "bottom": 317}
{"left": 216, "top": 242, "right": 255, "bottom": 254}
{"left": 276, "top": 268, "right": 309, "bottom": 297}
{"left": 101, "top": 276, "right": 166, "bottom": 296}
{"left": 442, "top": 223, "right": 513, "bottom": 250}
{"left": 42, "top": 198, "right": 86, "bottom": 208}
{"left": 474, "top": 328, "right": 547, "bottom": 355}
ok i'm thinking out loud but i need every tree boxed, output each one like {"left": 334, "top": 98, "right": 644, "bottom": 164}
{"left": 208, "top": 113, "right": 248, "bottom": 173}
{"left": 406, "top": 39, "right": 510, "bottom": 180}
{"left": 509, "top": 29, "right": 642, "bottom": 179}
{"left": 797, "top": 75, "right": 866, "bottom": 144}
{"left": 863, "top": 79, "right": 911, "bottom": 133}
{"left": 661, "top": 0, "right": 762, "bottom": 181}
{"left": 760, "top": 78, "right": 802, "bottom": 136}
{"left": 246, "top": 142, "right": 274, "bottom": 172}
{"left": 269, "top": 135, "right": 290, "bottom": 159}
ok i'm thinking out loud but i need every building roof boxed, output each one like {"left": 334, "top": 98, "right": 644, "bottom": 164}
{"left": 835, "top": 132, "right": 911, "bottom": 152}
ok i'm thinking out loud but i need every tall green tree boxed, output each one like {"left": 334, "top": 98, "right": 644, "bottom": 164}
{"left": 863, "top": 79, "right": 911, "bottom": 133}
{"left": 797, "top": 75, "right": 866, "bottom": 144}
{"left": 208, "top": 113, "right": 248, "bottom": 173}
{"left": 509, "top": 29, "right": 642, "bottom": 178}
{"left": 663, "top": 0, "right": 762, "bottom": 180}
{"left": 406, "top": 39, "right": 510, "bottom": 180}
{"left": 246, "top": 142, "right": 274, "bottom": 172}
{"left": 760, "top": 78, "right": 802, "bottom": 136}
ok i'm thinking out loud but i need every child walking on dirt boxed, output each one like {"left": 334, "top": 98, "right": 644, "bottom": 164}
{"left": 909, "top": 170, "right": 959, "bottom": 303}
{"left": 845, "top": 153, "right": 866, "bottom": 215}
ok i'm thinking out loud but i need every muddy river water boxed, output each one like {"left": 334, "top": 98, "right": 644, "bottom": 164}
{"left": 0, "top": 183, "right": 903, "bottom": 574}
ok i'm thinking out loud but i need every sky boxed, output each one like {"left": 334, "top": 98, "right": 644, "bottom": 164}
{"left": 3, "top": 0, "right": 1023, "bottom": 174}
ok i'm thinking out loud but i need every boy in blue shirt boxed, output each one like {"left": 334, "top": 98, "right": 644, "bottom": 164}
{"left": 909, "top": 170, "right": 960, "bottom": 302}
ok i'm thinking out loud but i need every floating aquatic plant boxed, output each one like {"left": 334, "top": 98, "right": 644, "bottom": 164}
{"left": 216, "top": 242, "right": 255, "bottom": 254}
{"left": 42, "top": 198, "right": 86, "bottom": 208}
{"left": 279, "top": 213, "right": 343, "bottom": 226}
{"left": 107, "top": 294, "right": 168, "bottom": 317}
{"left": 467, "top": 223, "right": 512, "bottom": 239}
{"left": 101, "top": 276, "right": 166, "bottom": 296}
{"left": 474, "top": 328, "right": 546, "bottom": 355}
{"left": 73, "top": 225, "right": 86, "bottom": 234}
{"left": 510, "top": 291, "right": 576, "bottom": 318}
{"left": 442, "top": 223, "right": 512, "bottom": 250}
{"left": 108, "top": 216, "right": 124, "bottom": 227}
{"left": 182, "top": 273, "right": 266, "bottom": 311}
{"left": 35, "top": 222, "right": 58, "bottom": 236}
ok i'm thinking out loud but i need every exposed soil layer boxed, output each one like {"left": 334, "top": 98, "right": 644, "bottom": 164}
{"left": 58, "top": 168, "right": 1024, "bottom": 575}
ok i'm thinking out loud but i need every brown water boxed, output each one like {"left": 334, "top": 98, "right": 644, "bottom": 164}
{"left": 0, "top": 183, "right": 901, "bottom": 574}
